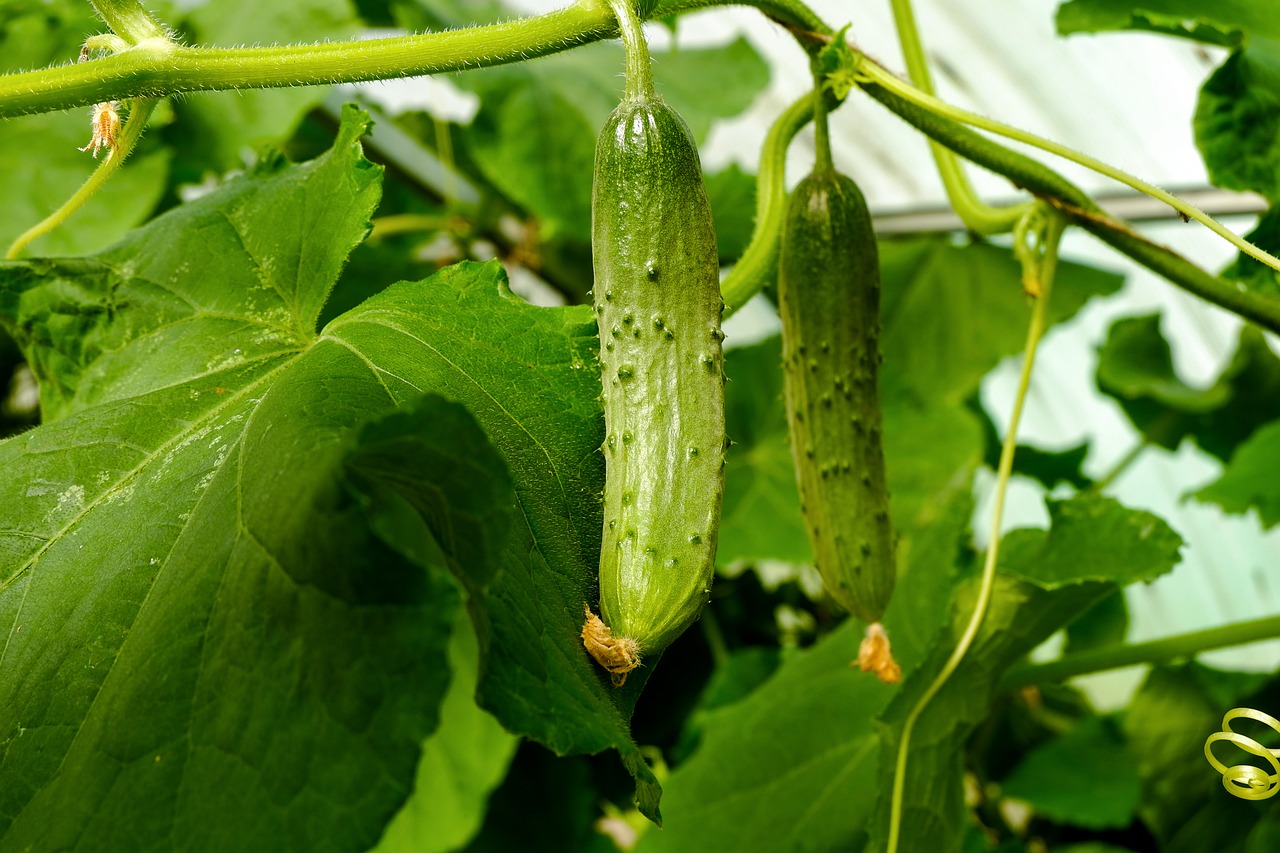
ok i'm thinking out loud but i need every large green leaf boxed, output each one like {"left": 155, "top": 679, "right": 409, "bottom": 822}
{"left": 1000, "top": 716, "right": 1141, "bottom": 829}
{"left": 1095, "top": 313, "right": 1280, "bottom": 460}
{"left": 997, "top": 494, "right": 1183, "bottom": 588}
{"left": 879, "top": 238, "right": 1123, "bottom": 406}
{"left": 636, "top": 491, "right": 974, "bottom": 852}
{"left": 865, "top": 499, "right": 1184, "bottom": 853}
{"left": 1055, "top": 0, "right": 1280, "bottom": 46}
{"left": 370, "top": 611, "right": 518, "bottom": 853}
{"left": 0, "top": 106, "right": 659, "bottom": 848}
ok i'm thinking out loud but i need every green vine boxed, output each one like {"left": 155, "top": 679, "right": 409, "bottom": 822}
{"left": 1002, "top": 614, "right": 1280, "bottom": 689}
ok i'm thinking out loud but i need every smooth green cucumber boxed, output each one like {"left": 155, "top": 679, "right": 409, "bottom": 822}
{"left": 778, "top": 165, "right": 895, "bottom": 625}
{"left": 588, "top": 93, "right": 724, "bottom": 678}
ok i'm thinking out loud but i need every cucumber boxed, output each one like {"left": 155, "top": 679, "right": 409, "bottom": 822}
{"left": 583, "top": 92, "right": 724, "bottom": 685}
{"left": 778, "top": 151, "right": 898, "bottom": 679}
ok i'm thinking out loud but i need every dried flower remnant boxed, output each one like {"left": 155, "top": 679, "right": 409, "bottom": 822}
{"left": 79, "top": 101, "right": 121, "bottom": 159}
{"left": 581, "top": 604, "right": 640, "bottom": 686}
{"left": 856, "top": 621, "right": 901, "bottom": 684}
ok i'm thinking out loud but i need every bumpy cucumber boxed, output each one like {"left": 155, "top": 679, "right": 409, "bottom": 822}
{"left": 778, "top": 164, "right": 895, "bottom": 627}
{"left": 584, "top": 92, "right": 725, "bottom": 684}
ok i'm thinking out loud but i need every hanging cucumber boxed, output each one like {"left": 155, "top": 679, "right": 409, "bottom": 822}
{"left": 581, "top": 0, "right": 724, "bottom": 686}
{"left": 778, "top": 83, "right": 900, "bottom": 682}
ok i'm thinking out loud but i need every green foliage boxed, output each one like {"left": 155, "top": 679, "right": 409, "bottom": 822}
{"left": 1001, "top": 716, "right": 1142, "bottom": 829}
{"left": 3, "top": 1, "right": 1280, "bottom": 850}
{"left": 997, "top": 494, "right": 1183, "bottom": 589}
{"left": 1096, "top": 313, "right": 1280, "bottom": 459}
{"left": 1192, "top": 419, "right": 1280, "bottom": 526}
{"left": 879, "top": 239, "right": 1122, "bottom": 407}
{"left": 371, "top": 612, "right": 518, "bottom": 853}
{"left": 1196, "top": 41, "right": 1280, "bottom": 203}
{"left": 1055, "top": 0, "right": 1280, "bottom": 46}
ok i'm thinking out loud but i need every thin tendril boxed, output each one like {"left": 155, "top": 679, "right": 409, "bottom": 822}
{"left": 1205, "top": 708, "right": 1280, "bottom": 800}
{"left": 885, "top": 207, "right": 1066, "bottom": 853}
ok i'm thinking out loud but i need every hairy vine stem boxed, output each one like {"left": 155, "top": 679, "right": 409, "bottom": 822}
{"left": 886, "top": 207, "right": 1066, "bottom": 853}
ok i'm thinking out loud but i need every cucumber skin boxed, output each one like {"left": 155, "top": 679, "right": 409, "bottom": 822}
{"left": 592, "top": 95, "right": 725, "bottom": 655}
{"left": 778, "top": 168, "right": 895, "bottom": 623}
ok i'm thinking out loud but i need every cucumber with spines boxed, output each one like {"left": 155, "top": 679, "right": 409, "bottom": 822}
{"left": 778, "top": 94, "right": 898, "bottom": 679}
{"left": 582, "top": 91, "right": 725, "bottom": 685}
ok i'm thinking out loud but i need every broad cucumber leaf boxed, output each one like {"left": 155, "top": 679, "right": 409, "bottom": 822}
{"left": 0, "top": 105, "right": 658, "bottom": 847}
{"left": 1195, "top": 41, "right": 1280, "bottom": 203}
{"left": 637, "top": 492, "right": 974, "bottom": 852}
{"left": 865, "top": 498, "right": 1184, "bottom": 853}
{"left": 1055, "top": 0, "right": 1280, "bottom": 46}
{"left": 1095, "top": 314, "right": 1280, "bottom": 460}
{"left": 370, "top": 610, "right": 518, "bottom": 853}
{"left": 636, "top": 624, "right": 893, "bottom": 853}
{"left": 1000, "top": 716, "right": 1141, "bottom": 829}
{"left": 879, "top": 238, "right": 1122, "bottom": 407}
{"left": 997, "top": 494, "right": 1183, "bottom": 588}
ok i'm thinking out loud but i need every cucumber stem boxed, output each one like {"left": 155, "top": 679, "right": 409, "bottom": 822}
{"left": 810, "top": 64, "right": 833, "bottom": 176}
{"left": 608, "top": 0, "right": 655, "bottom": 101}
{"left": 885, "top": 208, "right": 1067, "bottom": 853}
